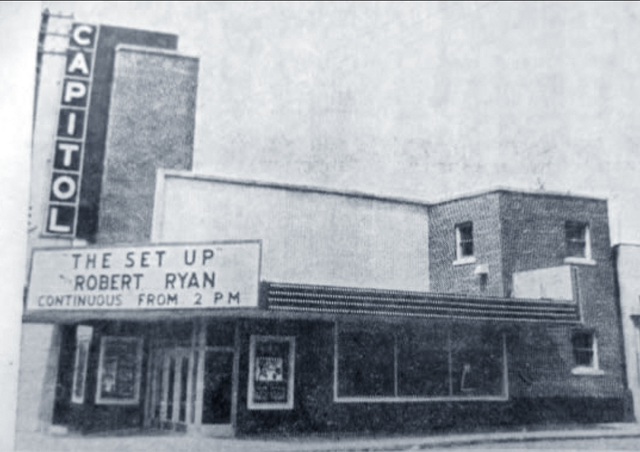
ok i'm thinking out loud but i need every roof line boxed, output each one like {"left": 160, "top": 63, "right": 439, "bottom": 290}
{"left": 160, "top": 170, "right": 432, "bottom": 207}
{"left": 428, "top": 186, "right": 607, "bottom": 206}
{"left": 159, "top": 170, "right": 608, "bottom": 207}
{"left": 612, "top": 242, "right": 640, "bottom": 249}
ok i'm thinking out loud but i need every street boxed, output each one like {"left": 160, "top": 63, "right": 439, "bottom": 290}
{"left": 14, "top": 430, "right": 640, "bottom": 452}
{"left": 407, "top": 437, "right": 640, "bottom": 452}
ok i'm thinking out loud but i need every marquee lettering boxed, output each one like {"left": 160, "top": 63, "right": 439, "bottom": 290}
{"left": 45, "top": 23, "right": 98, "bottom": 236}
{"left": 71, "top": 24, "right": 95, "bottom": 48}
{"left": 66, "top": 51, "right": 91, "bottom": 76}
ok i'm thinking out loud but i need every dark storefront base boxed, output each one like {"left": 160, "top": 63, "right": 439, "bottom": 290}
{"left": 52, "top": 323, "right": 145, "bottom": 434}
{"left": 234, "top": 319, "right": 631, "bottom": 436}
{"left": 50, "top": 319, "right": 632, "bottom": 436}
{"left": 236, "top": 397, "right": 630, "bottom": 436}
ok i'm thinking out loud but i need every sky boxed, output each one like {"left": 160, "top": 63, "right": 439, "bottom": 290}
{"left": 32, "top": 1, "right": 640, "bottom": 245}
{"left": 2, "top": 2, "right": 640, "bottom": 446}
{"left": 0, "top": 4, "right": 40, "bottom": 448}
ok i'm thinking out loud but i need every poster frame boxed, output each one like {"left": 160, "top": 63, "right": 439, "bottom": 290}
{"left": 95, "top": 335, "right": 144, "bottom": 405}
{"left": 247, "top": 335, "right": 295, "bottom": 410}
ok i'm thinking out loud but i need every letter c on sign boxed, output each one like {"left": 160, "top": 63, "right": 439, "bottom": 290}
{"left": 52, "top": 175, "right": 77, "bottom": 200}
{"left": 72, "top": 25, "right": 94, "bottom": 47}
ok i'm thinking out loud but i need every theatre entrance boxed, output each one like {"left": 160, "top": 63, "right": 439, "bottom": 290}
{"left": 145, "top": 320, "right": 238, "bottom": 436}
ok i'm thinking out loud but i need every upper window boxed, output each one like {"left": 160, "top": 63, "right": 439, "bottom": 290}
{"left": 571, "top": 330, "right": 602, "bottom": 375}
{"left": 564, "top": 221, "right": 594, "bottom": 264}
{"left": 455, "top": 222, "right": 475, "bottom": 263}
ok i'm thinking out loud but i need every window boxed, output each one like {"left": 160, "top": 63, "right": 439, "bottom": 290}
{"left": 71, "top": 325, "right": 93, "bottom": 404}
{"left": 455, "top": 222, "right": 475, "bottom": 264}
{"left": 95, "top": 336, "right": 144, "bottom": 405}
{"left": 335, "top": 323, "right": 507, "bottom": 402}
{"left": 247, "top": 335, "right": 295, "bottom": 410}
{"left": 565, "top": 221, "right": 593, "bottom": 264}
{"left": 571, "top": 330, "right": 602, "bottom": 375}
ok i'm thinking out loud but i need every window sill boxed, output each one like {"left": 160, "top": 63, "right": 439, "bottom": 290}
{"left": 453, "top": 257, "right": 476, "bottom": 266}
{"left": 571, "top": 367, "right": 605, "bottom": 376}
{"left": 564, "top": 257, "right": 596, "bottom": 266}
{"left": 334, "top": 394, "right": 508, "bottom": 403}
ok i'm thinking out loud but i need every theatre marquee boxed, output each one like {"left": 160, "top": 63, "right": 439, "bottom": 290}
{"left": 26, "top": 241, "right": 261, "bottom": 312}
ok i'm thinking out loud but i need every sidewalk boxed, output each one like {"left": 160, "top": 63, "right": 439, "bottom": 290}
{"left": 14, "top": 422, "right": 640, "bottom": 452}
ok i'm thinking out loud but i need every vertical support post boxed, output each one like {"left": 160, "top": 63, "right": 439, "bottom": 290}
{"left": 194, "top": 318, "right": 205, "bottom": 428}
{"left": 172, "top": 352, "right": 181, "bottom": 423}
{"left": 186, "top": 320, "right": 196, "bottom": 426}
{"left": 160, "top": 352, "right": 169, "bottom": 423}
{"left": 143, "top": 343, "right": 154, "bottom": 428}
{"left": 230, "top": 321, "right": 240, "bottom": 432}
{"left": 37, "top": 325, "right": 63, "bottom": 432}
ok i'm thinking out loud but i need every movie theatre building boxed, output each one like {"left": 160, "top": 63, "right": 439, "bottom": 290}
{"left": 20, "top": 18, "right": 630, "bottom": 438}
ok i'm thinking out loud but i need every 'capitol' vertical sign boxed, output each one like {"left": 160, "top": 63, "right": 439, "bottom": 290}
{"left": 45, "top": 24, "right": 97, "bottom": 235}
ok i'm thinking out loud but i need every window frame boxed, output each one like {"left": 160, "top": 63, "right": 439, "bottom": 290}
{"left": 571, "top": 330, "right": 604, "bottom": 376}
{"left": 95, "top": 336, "right": 144, "bottom": 405}
{"left": 454, "top": 221, "right": 476, "bottom": 265}
{"left": 333, "top": 322, "right": 509, "bottom": 403}
{"left": 564, "top": 221, "right": 595, "bottom": 265}
{"left": 247, "top": 335, "right": 296, "bottom": 410}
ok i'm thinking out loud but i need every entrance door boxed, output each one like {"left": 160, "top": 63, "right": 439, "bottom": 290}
{"left": 201, "top": 351, "right": 234, "bottom": 426}
{"left": 146, "top": 320, "right": 238, "bottom": 436}
{"left": 150, "top": 348, "right": 192, "bottom": 429}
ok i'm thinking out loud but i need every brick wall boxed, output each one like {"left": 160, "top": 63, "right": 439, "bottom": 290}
{"left": 428, "top": 192, "right": 504, "bottom": 296}
{"left": 428, "top": 190, "right": 626, "bottom": 404}
{"left": 499, "top": 192, "right": 625, "bottom": 395}
{"left": 96, "top": 46, "right": 198, "bottom": 244}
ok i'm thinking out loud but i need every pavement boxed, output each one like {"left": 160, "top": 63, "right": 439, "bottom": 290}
{"left": 13, "top": 422, "right": 640, "bottom": 452}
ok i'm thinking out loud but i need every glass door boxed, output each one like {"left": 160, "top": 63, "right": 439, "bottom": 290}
{"left": 149, "top": 348, "right": 192, "bottom": 429}
{"left": 202, "top": 351, "right": 234, "bottom": 425}
{"left": 146, "top": 320, "right": 238, "bottom": 436}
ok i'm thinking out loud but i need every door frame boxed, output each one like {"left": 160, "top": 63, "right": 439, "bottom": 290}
{"left": 144, "top": 319, "right": 239, "bottom": 436}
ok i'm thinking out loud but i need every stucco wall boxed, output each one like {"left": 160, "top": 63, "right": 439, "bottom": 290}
{"left": 153, "top": 173, "right": 430, "bottom": 291}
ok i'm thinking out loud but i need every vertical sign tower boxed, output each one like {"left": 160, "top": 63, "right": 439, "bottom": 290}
{"left": 46, "top": 24, "right": 97, "bottom": 235}
{"left": 32, "top": 19, "right": 184, "bottom": 245}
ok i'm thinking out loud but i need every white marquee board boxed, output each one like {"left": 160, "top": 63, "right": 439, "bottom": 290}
{"left": 26, "top": 241, "right": 261, "bottom": 311}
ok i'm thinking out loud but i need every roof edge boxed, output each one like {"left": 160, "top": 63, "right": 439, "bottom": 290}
{"left": 428, "top": 186, "right": 607, "bottom": 207}
{"left": 159, "top": 170, "right": 432, "bottom": 208}
{"left": 159, "top": 170, "right": 608, "bottom": 208}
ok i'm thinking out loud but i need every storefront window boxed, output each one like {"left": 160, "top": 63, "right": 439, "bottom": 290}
{"left": 450, "top": 326, "right": 505, "bottom": 397}
{"left": 335, "top": 323, "right": 506, "bottom": 402}
{"left": 337, "top": 330, "right": 394, "bottom": 397}
{"left": 95, "top": 336, "right": 144, "bottom": 405}
{"left": 397, "top": 325, "right": 450, "bottom": 397}
{"left": 247, "top": 335, "right": 295, "bottom": 410}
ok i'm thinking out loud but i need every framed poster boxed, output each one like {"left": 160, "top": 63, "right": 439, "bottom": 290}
{"left": 71, "top": 325, "right": 93, "bottom": 404}
{"left": 95, "top": 336, "right": 143, "bottom": 405}
{"left": 247, "top": 335, "right": 295, "bottom": 410}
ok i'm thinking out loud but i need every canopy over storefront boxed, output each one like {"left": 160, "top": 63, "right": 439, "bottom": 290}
{"left": 265, "top": 281, "right": 581, "bottom": 324}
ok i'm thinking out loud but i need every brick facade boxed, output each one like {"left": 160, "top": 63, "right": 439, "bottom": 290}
{"left": 96, "top": 46, "right": 198, "bottom": 244}
{"left": 428, "top": 192, "right": 503, "bottom": 296}
{"left": 429, "top": 190, "right": 627, "bottom": 407}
